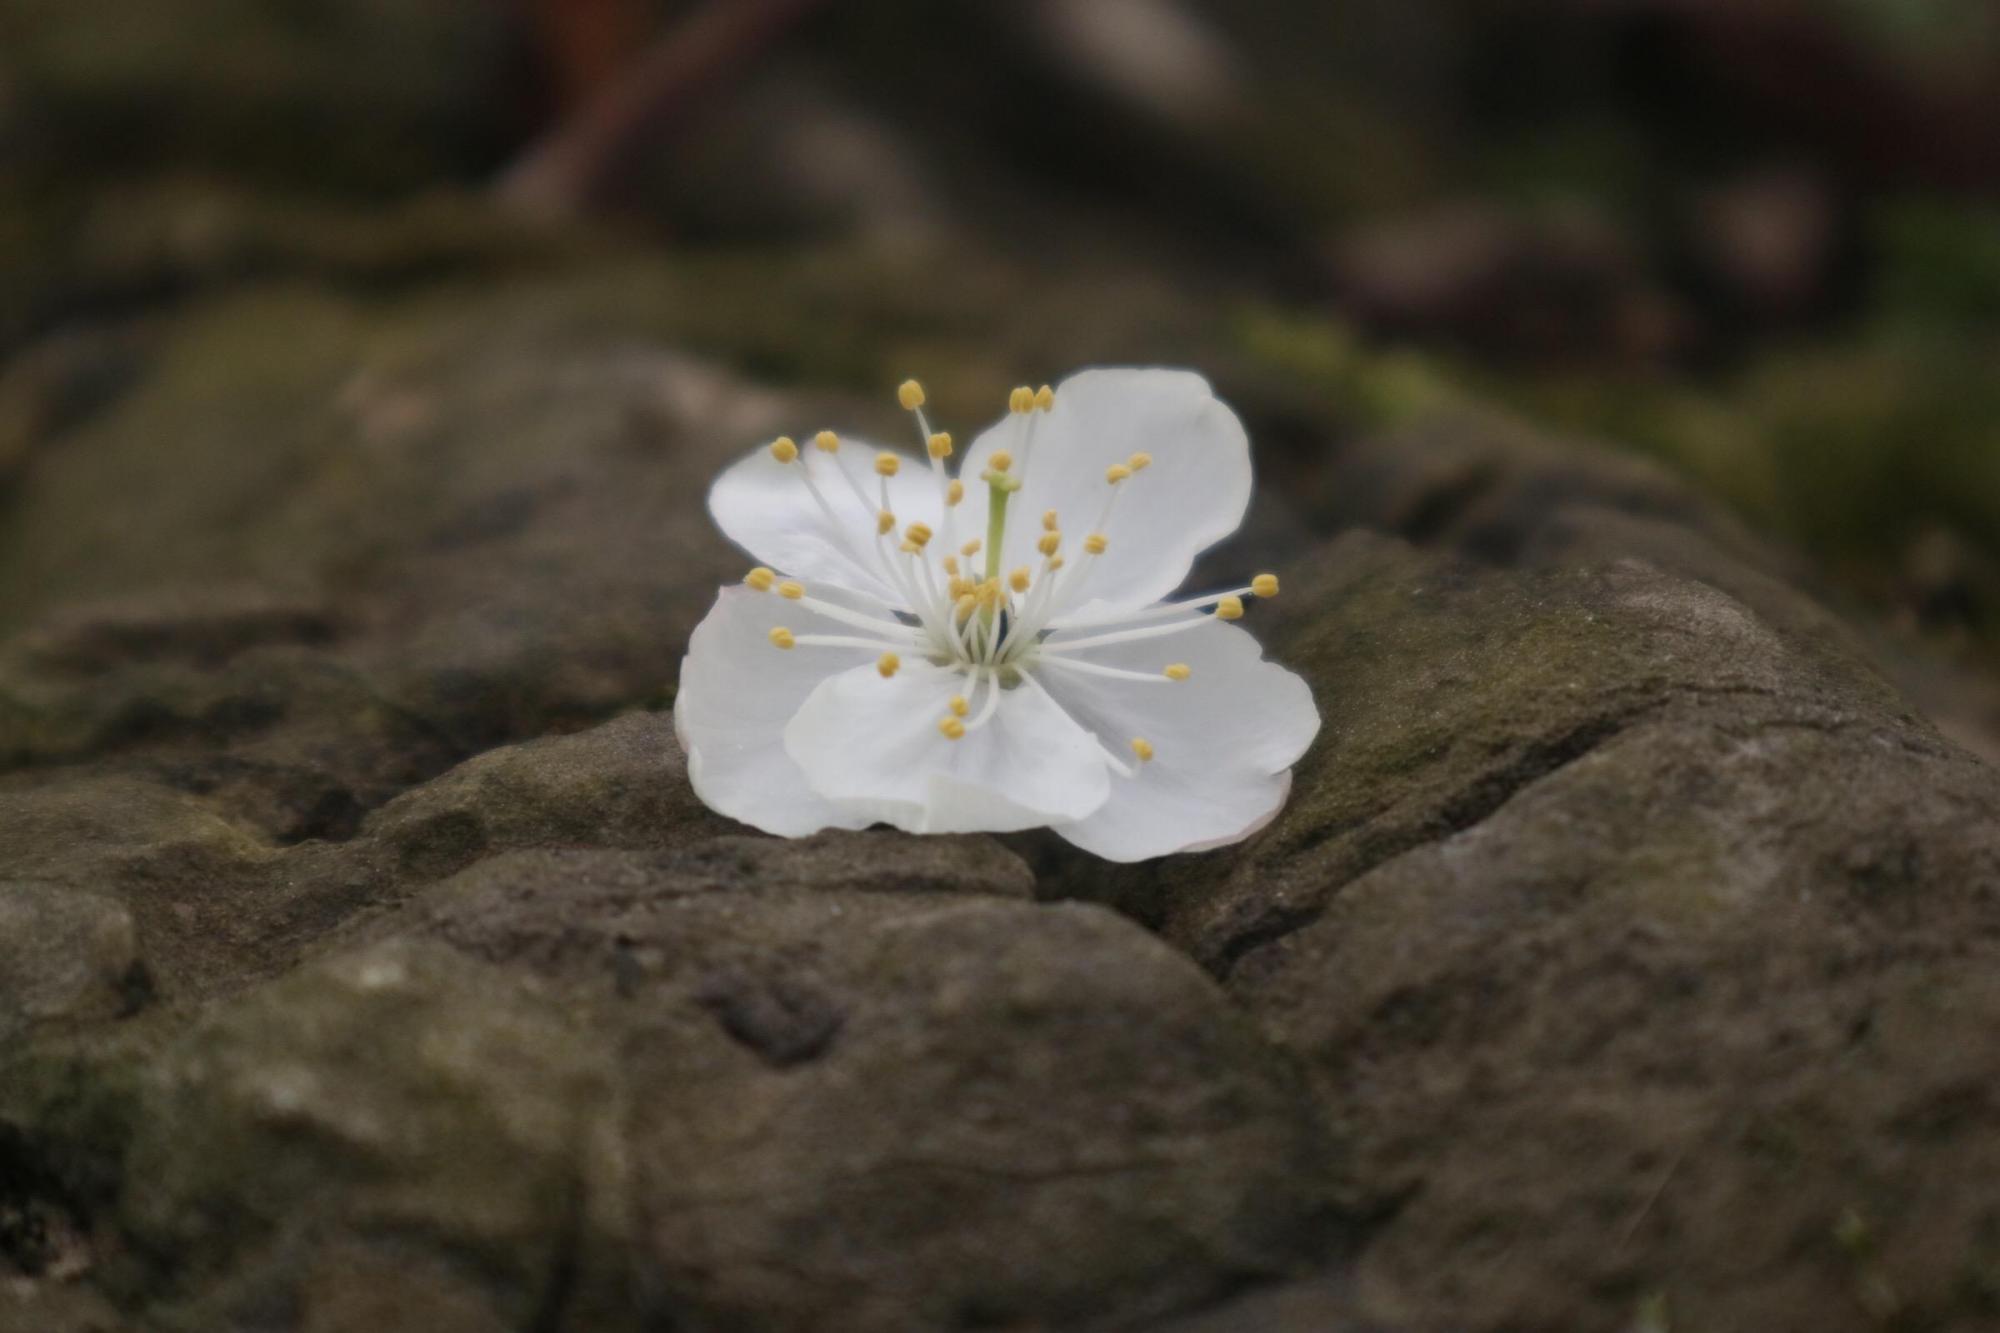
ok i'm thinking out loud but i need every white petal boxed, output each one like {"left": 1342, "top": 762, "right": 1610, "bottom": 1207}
{"left": 960, "top": 368, "right": 1252, "bottom": 617}
{"left": 1032, "top": 616, "right": 1318, "bottom": 861}
{"left": 674, "top": 585, "right": 902, "bottom": 836}
{"left": 707, "top": 442, "right": 946, "bottom": 605}
{"left": 783, "top": 662, "right": 1112, "bottom": 833}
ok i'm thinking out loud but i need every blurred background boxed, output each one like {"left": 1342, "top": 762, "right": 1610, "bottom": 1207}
{"left": 4, "top": 0, "right": 1998, "bottom": 713}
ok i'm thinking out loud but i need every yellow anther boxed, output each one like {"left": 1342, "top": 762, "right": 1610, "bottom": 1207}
{"left": 1130, "top": 737, "right": 1155, "bottom": 762}
{"left": 1035, "top": 384, "right": 1054, "bottom": 411}
{"left": 949, "top": 695, "right": 970, "bottom": 718}
{"left": 878, "top": 652, "right": 900, "bottom": 678}
{"left": 1084, "top": 533, "right": 1108, "bottom": 555}
{"left": 1009, "top": 386, "right": 1034, "bottom": 414}
{"left": 1164, "top": 663, "right": 1191, "bottom": 681}
{"left": 1009, "top": 567, "right": 1031, "bottom": 593}
{"left": 1252, "top": 573, "right": 1280, "bottom": 598}
{"left": 989, "top": 449, "right": 1013, "bottom": 473}
{"left": 815, "top": 430, "right": 840, "bottom": 453}
{"left": 928, "top": 431, "right": 953, "bottom": 459}
{"left": 1037, "top": 531, "right": 1062, "bottom": 556}
{"left": 954, "top": 593, "right": 978, "bottom": 621}
{"left": 1128, "top": 451, "right": 1152, "bottom": 471}
{"left": 905, "top": 522, "right": 933, "bottom": 547}
{"left": 777, "top": 580, "right": 804, "bottom": 600}
{"left": 875, "top": 451, "right": 901, "bottom": 477}
{"left": 948, "top": 576, "right": 972, "bottom": 598}
{"left": 1105, "top": 463, "right": 1132, "bottom": 484}
{"left": 745, "top": 567, "right": 776, "bottom": 592}
{"left": 877, "top": 510, "right": 896, "bottom": 535}
{"left": 768, "top": 627, "right": 796, "bottom": 649}
{"left": 979, "top": 578, "right": 1001, "bottom": 605}
{"left": 946, "top": 479, "right": 965, "bottom": 506}
{"left": 1048, "top": 555, "right": 1066, "bottom": 571}
{"left": 1216, "top": 595, "right": 1245, "bottom": 621}
{"left": 1043, "top": 509, "right": 1060, "bottom": 531}
{"left": 939, "top": 716, "right": 966, "bottom": 740}
{"left": 898, "top": 379, "right": 926, "bottom": 410}
{"left": 960, "top": 538, "right": 981, "bottom": 557}
{"left": 899, "top": 540, "right": 918, "bottom": 554}
{"left": 769, "top": 436, "right": 799, "bottom": 463}
{"left": 943, "top": 555, "right": 961, "bottom": 576}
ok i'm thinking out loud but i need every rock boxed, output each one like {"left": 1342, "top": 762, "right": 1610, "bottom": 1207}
{"left": 3, "top": 940, "right": 630, "bottom": 1333}
{"left": 1050, "top": 480, "right": 2000, "bottom": 1328}
{"left": 394, "top": 850, "right": 1338, "bottom": 1331}
{"left": 3, "top": 211, "right": 2000, "bottom": 1330}
{"left": 361, "top": 711, "right": 731, "bottom": 881}
{"left": 0, "top": 882, "right": 147, "bottom": 1044}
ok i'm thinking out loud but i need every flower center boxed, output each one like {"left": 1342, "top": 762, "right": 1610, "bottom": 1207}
{"left": 749, "top": 379, "right": 1282, "bottom": 762}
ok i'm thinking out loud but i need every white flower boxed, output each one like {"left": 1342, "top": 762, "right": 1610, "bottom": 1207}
{"left": 673, "top": 367, "right": 1319, "bottom": 862}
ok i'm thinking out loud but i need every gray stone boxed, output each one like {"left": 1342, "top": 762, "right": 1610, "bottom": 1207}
{"left": 0, "top": 882, "right": 145, "bottom": 1044}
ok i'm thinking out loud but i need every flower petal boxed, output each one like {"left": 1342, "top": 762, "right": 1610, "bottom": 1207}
{"left": 783, "top": 662, "right": 1112, "bottom": 833}
{"left": 1032, "top": 616, "right": 1318, "bottom": 861}
{"left": 961, "top": 368, "right": 1252, "bottom": 617}
{"left": 708, "top": 442, "right": 945, "bottom": 605}
{"left": 674, "top": 584, "right": 901, "bottom": 836}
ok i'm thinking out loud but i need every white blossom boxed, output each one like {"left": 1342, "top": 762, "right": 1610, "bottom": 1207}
{"left": 674, "top": 367, "right": 1319, "bottom": 861}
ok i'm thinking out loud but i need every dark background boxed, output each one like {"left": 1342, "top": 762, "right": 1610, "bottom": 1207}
{"left": 4, "top": 0, "right": 1998, "bottom": 690}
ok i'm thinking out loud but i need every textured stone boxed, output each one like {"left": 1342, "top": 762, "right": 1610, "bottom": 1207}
{"left": 0, "top": 882, "right": 146, "bottom": 1044}
{"left": 393, "top": 850, "right": 1337, "bottom": 1332}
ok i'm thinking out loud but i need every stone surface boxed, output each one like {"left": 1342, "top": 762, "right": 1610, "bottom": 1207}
{"left": 0, "top": 883, "right": 147, "bottom": 1045}
{"left": 3, "top": 204, "right": 2000, "bottom": 1332}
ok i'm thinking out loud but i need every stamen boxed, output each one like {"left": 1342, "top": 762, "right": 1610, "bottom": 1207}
{"left": 1043, "top": 509, "right": 1059, "bottom": 531}
{"left": 1035, "top": 384, "right": 1054, "bottom": 411}
{"left": 963, "top": 668, "right": 1004, "bottom": 731}
{"left": 1008, "top": 386, "right": 1034, "bottom": 414}
{"left": 769, "top": 627, "right": 795, "bottom": 649}
{"left": 815, "top": 430, "right": 840, "bottom": 453}
{"left": 1049, "top": 585, "right": 1266, "bottom": 631}
{"left": 938, "top": 717, "right": 966, "bottom": 740}
{"left": 745, "top": 567, "right": 776, "bottom": 592}
{"left": 788, "top": 594, "right": 910, "bottom": 636}
{"left": 1035, "top": 655, "right": 1182, "bottom": 684}
{"left": 877, "top": 510, "right": 896, "bottom": 535}
{"left": 1130, "top": 738, "right": 1155, "bottom": 763}
{"left": 988, "top": 449, "right": 1014, "bottom": 473}
{"left": 898, "top": 380, "right": 926, "bottom": 410}
{"left": 1216, "top": 595, "right": 1245, "bottom": 621}
{"left": 954, "top": 593, "right": 978, "bottom": 622}
{"left": 793, "top": 633, "right": 913, "bottom": 651}
{"left": 777, "top": 580, "right": 804, "bottom": 600}
{"left": 961, "top": 538, "right": 981, "bottom": 557}
{"left": 1039, "top": 616, "right": 1225, "bottom": 652}
{"left": 1084, "top": 533, "right": 1108, "bottom": 555}
{"left": 947, "top": 480, "right": 965, "bottom": 506}
{"left": 878, "top": 652, "right": 901, "bottom": 678}
{"left": 1252, "top": 573, "right": 1280, "bottom": 597}
{"left": 1165, "top": 663, "right": 1191, "bottom": 680}
{"left": 928, "top": 432, "right": 953, "bottom": 459}
{"left": 1128, "top": 451, "right": 1152, "bottom": 471}
{"left": 1105, "top": 463, "right": 1131, "bottom": 484}
{"left": 949, "top": 695, "right": 970, "bottom": 718}
{"left": 943, "top": 555, "right": 960, "bottom": 576}
{"left": 875, "top": 452, "right": 901, "bottom": 477}
{"left": 1038, "top": 531, "right": 1062, "bottom": 556}
{"left": 1009, "top": 567, "right": 1031, "bottom": 593}
{"left": 905, "top": 522, "right": 933, "bottom": 548}
{"left": 770, "top": 436, "right": 799, "bottom": 463}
